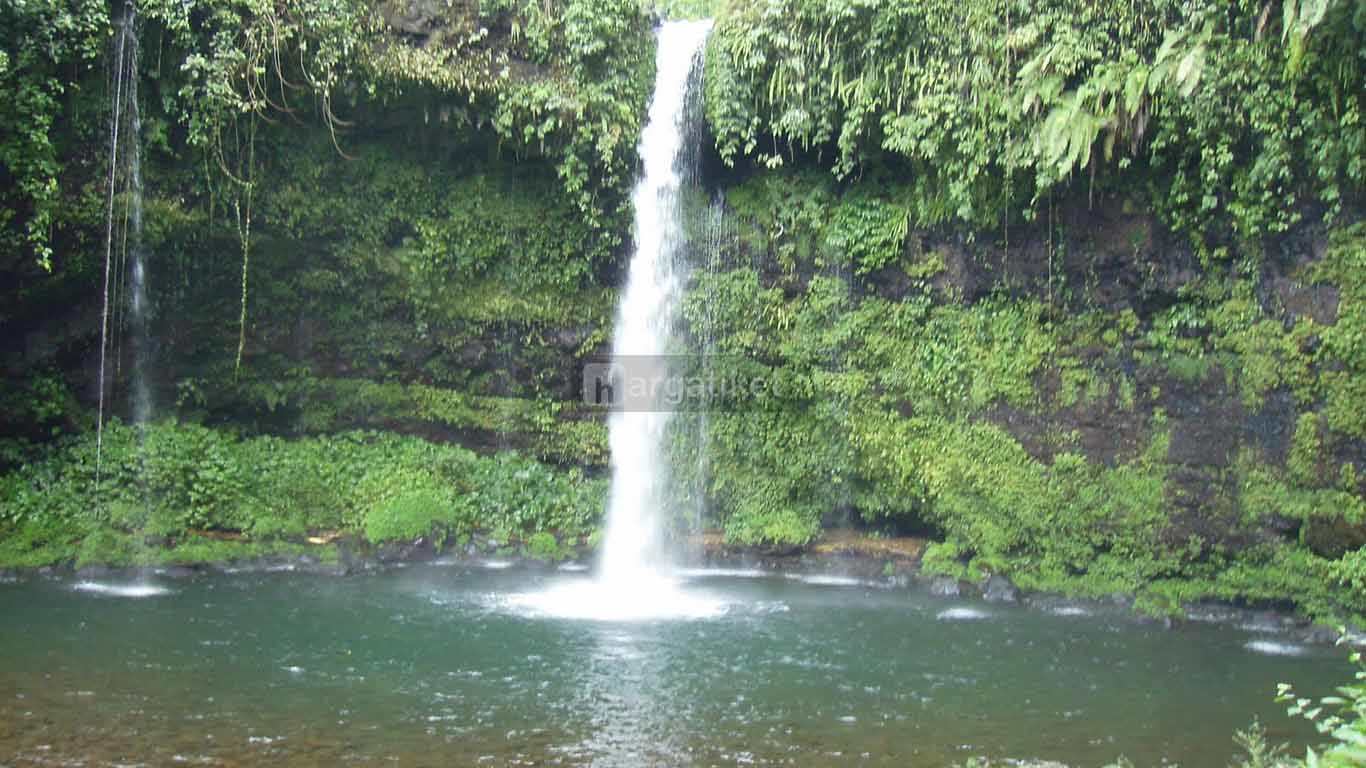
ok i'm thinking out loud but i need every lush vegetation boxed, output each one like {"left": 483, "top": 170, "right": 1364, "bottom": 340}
{"left": 0, "top": 420, "right": 604, "bottom": 568}
{"left": 1, "top": 0, "right": 1362, "bottom": 633}
{"left": 669, "top": 170, "right": 1365, "bottom": 623}
{"left": 2, "top": 0, "right": 654, "bottom": 269}
{"left": 705, "top": 0, "right": 1363, "bottom": 247}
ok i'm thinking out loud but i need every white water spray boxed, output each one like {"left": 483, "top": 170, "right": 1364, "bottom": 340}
{"left": 507, "top": 20, "right": 721, "bottom": 621}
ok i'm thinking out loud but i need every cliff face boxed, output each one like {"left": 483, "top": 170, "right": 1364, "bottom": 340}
{"left": 673, "top": 165, "right": 1363, "bottom": 618}
{"left": 669, "top": 0, "right": 1365, "bottom": 618}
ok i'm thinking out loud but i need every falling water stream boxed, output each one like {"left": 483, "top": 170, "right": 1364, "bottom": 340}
{"left": 97, "top": 0, "right": 152, "bottom": 478}
{"left": 508, "top": 20, "right": 721, "bottom": 621}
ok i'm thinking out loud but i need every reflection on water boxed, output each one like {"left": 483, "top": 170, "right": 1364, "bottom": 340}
{"left": 0, "top": 566, "right": 1350, "bottom": 767}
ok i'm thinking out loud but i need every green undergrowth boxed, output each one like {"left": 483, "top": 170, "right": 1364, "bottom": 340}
{"left": 706, "top": 0, "right": 1363, "bottom": 247}
{"left": 0, "top": 420, "right": 606, "bottom": 569}
{"left": 671, "top": 175, "right": 1366, "bottom": 623}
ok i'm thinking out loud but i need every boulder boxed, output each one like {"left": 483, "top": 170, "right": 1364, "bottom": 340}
{"left": 982, "top": 574, "right": 1019, "bottom": 603}
{"left": 928, "top": 576, "right": 961, "bottom": 597}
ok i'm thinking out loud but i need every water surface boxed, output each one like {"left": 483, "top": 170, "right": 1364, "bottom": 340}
{"left": 0, "top": 567, "right": 1347, "bottom": 766}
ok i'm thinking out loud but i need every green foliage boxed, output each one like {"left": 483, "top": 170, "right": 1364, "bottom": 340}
{"left": 363, "top": 486, "right": 459, "bottom": 545}
{"left": 364, "top": 0, "right": 654, "bottom": 232}
{"left": 1229, "top": 721, "right": 1292, "bottom": 768}
{"left": 1278, "top": 640, "right": 1366, "bottom": 767}
{"left": 1290, "top": 413, "right": 1326, "bottom": 486}
{"left": 406, "top": 169, "right": 608, "bottom": 315}
{"left": 1312, "top": 225, "right": 1366, "bottom": 439}
{"left": 0, "top": 420, "right": 605, "bottom": 567}
{"left": 920, "top": 540, "right": 968, "bottom": 579}
{"left": 650, "top": 0, "right": 723, "bottom": 19}
{"left": 1331, "top": 549, "right": 1366, "bottom": 598}
{"left": 0, "top": 369, "right": 82, "bottom": 465}
{"left": 525, "top": 531, "right": 563, "bottom": 561}
{"left": 705, "top": 0, "right": 1363, "bottom": 241}
{"left": 0, "top": 0, "right": 106, "bottom": 269}
{"left": 823, "top": 191, "right": 909, "bottom": 275}
{"left": 672, "top": 169, "right": 1364, "bottom": 622}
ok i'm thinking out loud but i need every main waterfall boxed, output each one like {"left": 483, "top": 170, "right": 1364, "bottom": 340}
{"left": 599, "top": 19, "right": 710, "bottom": 586}
{"left": 508, "top": 20, "right": 723, "bottom": 621}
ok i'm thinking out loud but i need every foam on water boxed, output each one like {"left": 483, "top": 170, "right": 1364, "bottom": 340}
{"left": 504, "top": 576, "right": 728, "bottom": 622}
{"left": 789, "top": 574, "right": 865, "bottom": 587}
{"left": 937, "top": 607, "right": 991, "bottom": 621}
{"left": 72, "top": 581, "right": 172, "bottom": 598}
{"left": 1244, "top": 639, "right": 1307, "bottom": 656}
{"left": 677, "top": 567, "right": 770, "bottom": 579}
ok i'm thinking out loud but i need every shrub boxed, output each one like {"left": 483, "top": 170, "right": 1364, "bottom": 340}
{"left": 526, "top": 531, "right": 562, "bottom": 561}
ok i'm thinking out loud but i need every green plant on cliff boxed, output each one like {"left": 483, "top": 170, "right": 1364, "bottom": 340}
{"left": 0, "top": 0, "right": 106, "bottom": 271}
{"left": 705, "top": 0, "right": 1363, "bottom": 243}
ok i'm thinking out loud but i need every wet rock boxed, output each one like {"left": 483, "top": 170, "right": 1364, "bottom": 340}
{"left": 376, "top": 537, "right": 437, "bottom": 564}
{"left": 76, "top": 565, "right": 116, "bottom": 580}
{"left": 928, "top": 576, "right": 961, "bottom": 597}
{"left": 1184, "top": 602, "right": 1241, "bottom": 624}
{"left": 982, "top": 574, "right": 1019, "bottom": 603}
{"left": 1243, "top": 610, "right": 1295, "bottom": 633}
{"left": 1303, "top": 624, "right": 1342, "bottom": 645}
{"left": 1302, "top": 513, "right": 1366, "bottom": 559}
{"left": 549, "top": 325, "right": 594, "bottom": 350}
{"left": 336, "top": 542, "right": 359, "bottom": 575}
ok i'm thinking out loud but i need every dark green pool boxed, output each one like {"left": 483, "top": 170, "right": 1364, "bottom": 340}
{"left": 0, "top": 565, "right": 1348, "bottom": 766}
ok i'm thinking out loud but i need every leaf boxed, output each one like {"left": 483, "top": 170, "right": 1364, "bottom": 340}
{"left": 1124, "top": 65, "right": 1148, "bottom": 114}
{"left": 1176, "top": 46, "right": 1204, "bottom": 98}
{"left": 1283, "top": 0, "right": 1299, "bottom": 42}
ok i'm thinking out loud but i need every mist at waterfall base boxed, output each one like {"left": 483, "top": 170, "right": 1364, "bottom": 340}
{"left": 507, "top": 20, "right": 724, "bottom": 622}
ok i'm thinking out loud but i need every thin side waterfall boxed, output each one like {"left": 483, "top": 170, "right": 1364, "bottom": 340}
{"left": 97, "top": 1, "right": 146, "bottom": 481}
{"left": 509, "top": 20, "right": 724, "bottom": 621}
{"left": 122, "top": 11, "right": 152, "bottom": 428}
{"left": 690, "top": 196, "right": 730, "bottom": 544}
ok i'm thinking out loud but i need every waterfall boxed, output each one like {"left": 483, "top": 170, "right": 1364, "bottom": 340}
{"left": 97, "top": 0, "right": 149, "bottom": 482}
{"left": 121, "top": 6, "right": 152, "bottom": 428}
{"left": 508, "top": 20, "right": 723, "bottom": 621}
{"left": 598, "top": 19, "right": 711, "bottom": 585}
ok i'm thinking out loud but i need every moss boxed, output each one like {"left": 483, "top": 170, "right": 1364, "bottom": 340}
{"left": 669, "top": 168, "right": 1365, "bottom": 622}
{"left": 1288, "top": 412, "right": 1324, "bottom": 487}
